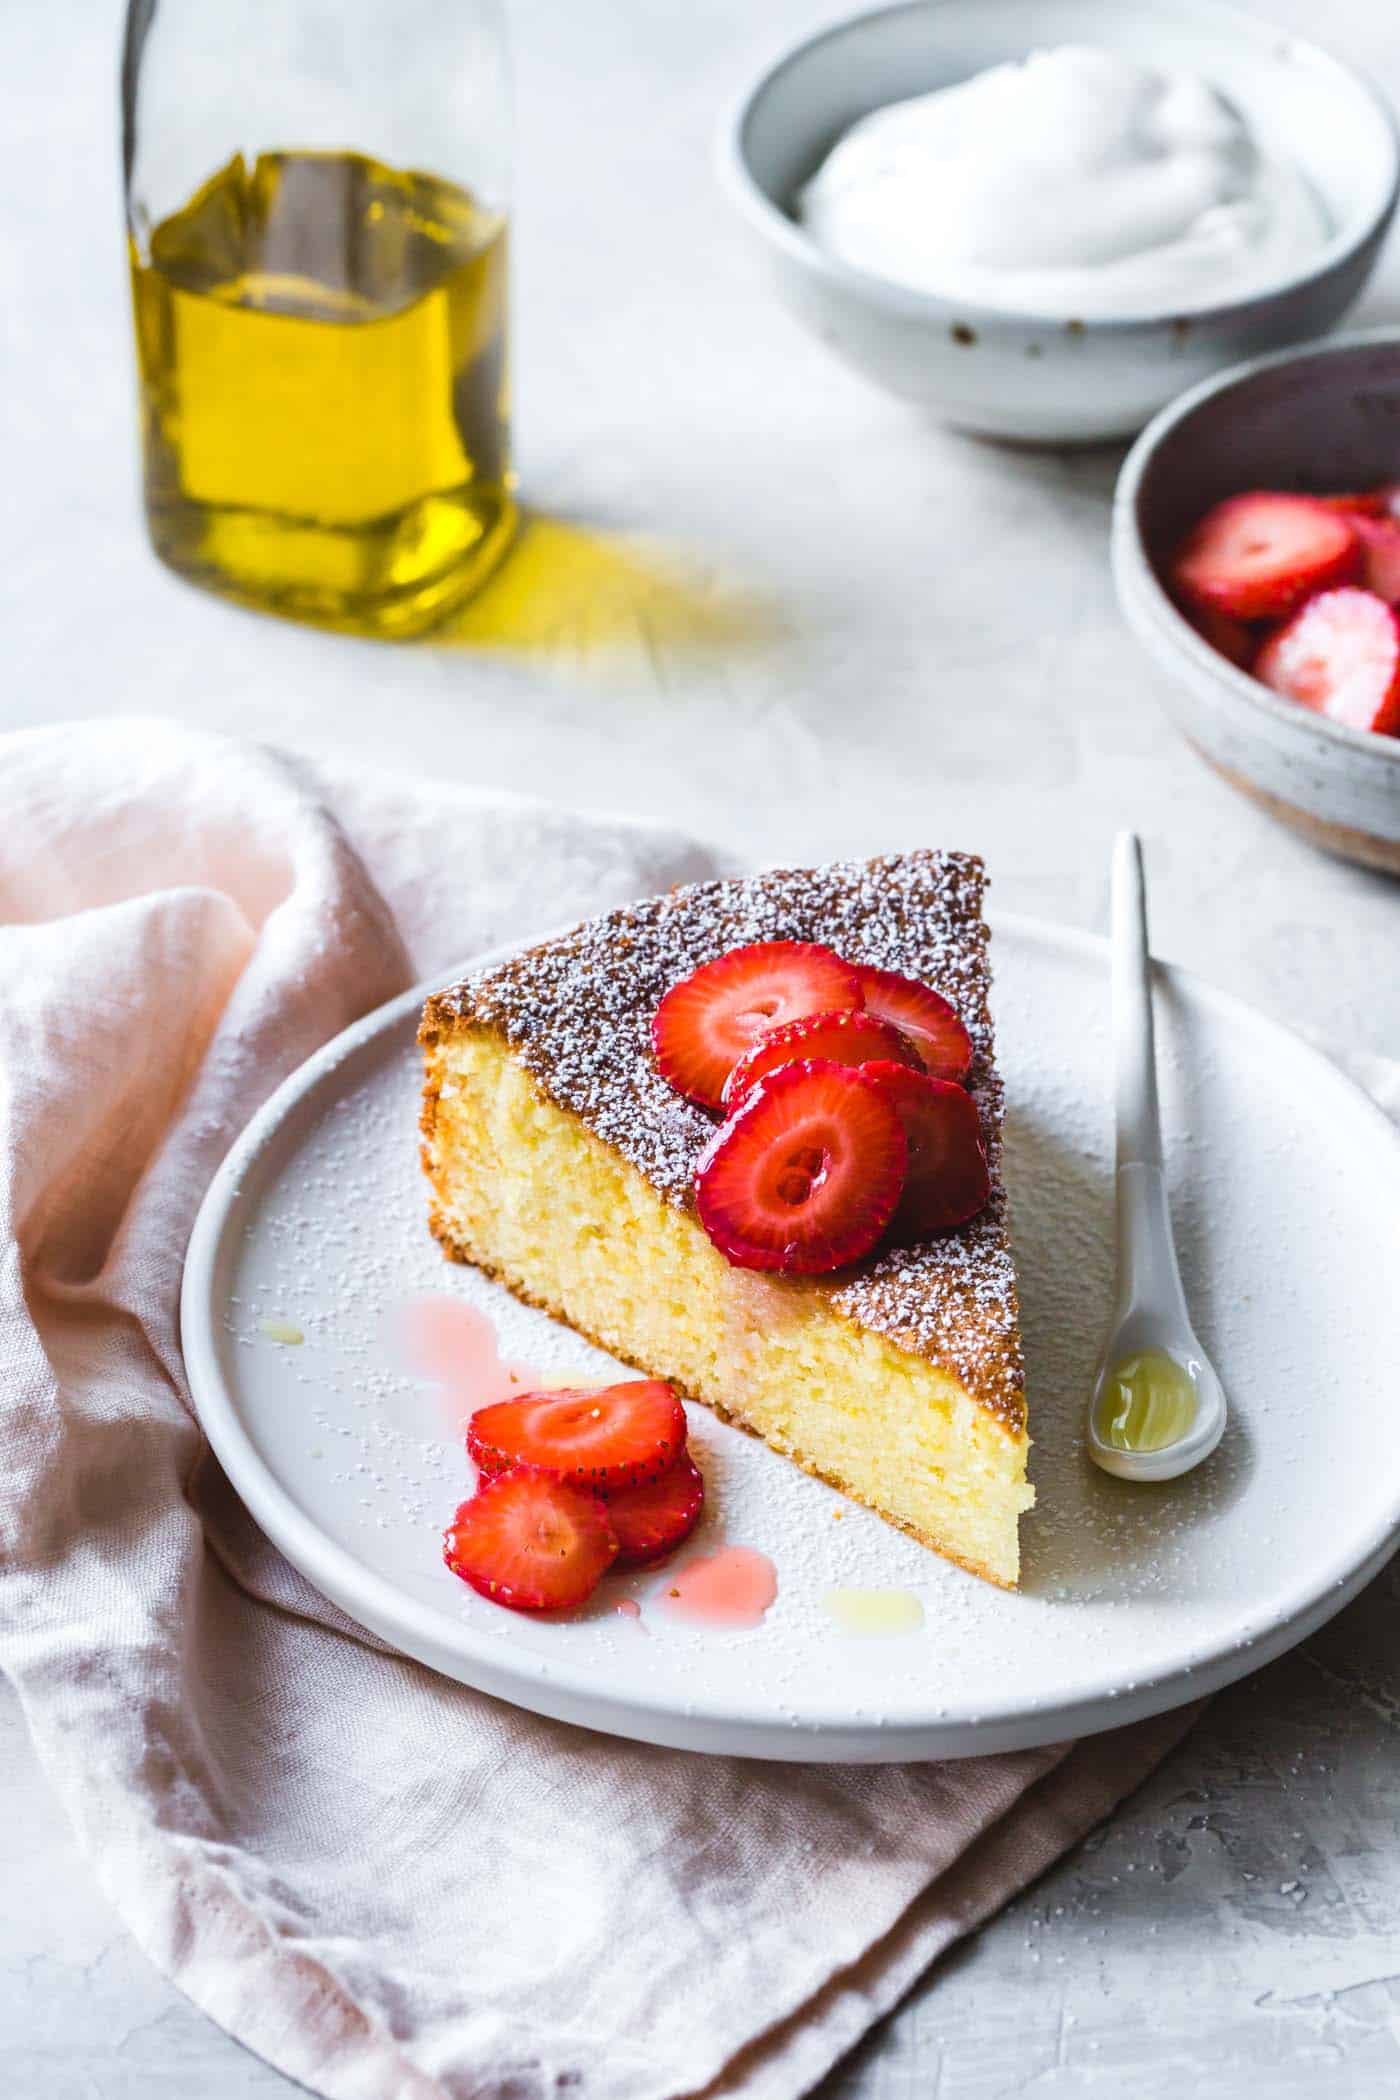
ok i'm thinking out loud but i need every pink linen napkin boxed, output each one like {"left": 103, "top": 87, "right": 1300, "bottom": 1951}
{"left": 0, "top": 719, "right": 1200, "bottom": 2100}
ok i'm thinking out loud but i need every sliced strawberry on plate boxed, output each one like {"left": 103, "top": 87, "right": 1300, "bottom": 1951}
{"left": 863, "top": 1061, "right": 991, "bottom": 1234}
{"left": 443, "top": 1468, "right": 618, "bottom": 1611}
{"left": 851, "top": 964, "right": 973, "bottom": 1082}
{"left": 1172, "top": 492, "right": 1359, "bottom": 621}
{"left": 652, "top": 941, "right": 862, "bottom": 1111}
{"left": 607, "top": 1452, "right": 705, "bottom": 1566}
{"left": 721, "top": 1008, "right": 920, "bottom": 1109}
{"left": 695, "top": 1058, "right": 906, "bottom": 1275}
{"left": 1354, "top": 515, "right": 1400, "bottom": 605}
{"left": 1255, "top": 587, "right": 1400, "bottom": 737}
{"left": 468, "top": 1380, "right": 687, "bottom": 1493}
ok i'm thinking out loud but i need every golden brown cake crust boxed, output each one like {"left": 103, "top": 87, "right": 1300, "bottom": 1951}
{"left": 420, "top": 851, "right": 1026, "bottom": 1434}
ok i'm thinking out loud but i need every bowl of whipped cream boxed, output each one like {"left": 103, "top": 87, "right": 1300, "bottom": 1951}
{"left": 719, "top": 0, "right": 1398, "bottom": 442}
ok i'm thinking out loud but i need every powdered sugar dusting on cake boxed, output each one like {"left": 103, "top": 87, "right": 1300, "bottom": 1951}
{"left": 422, "top": 851, "right": 1025, "bottom": 1431}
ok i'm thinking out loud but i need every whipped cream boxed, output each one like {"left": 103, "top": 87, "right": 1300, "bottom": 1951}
{"left": 797, "top": 45, "right": 1328, "bottom": 319}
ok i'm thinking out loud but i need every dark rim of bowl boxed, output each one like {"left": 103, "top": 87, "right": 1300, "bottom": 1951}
{"left": 1113, "top": 327, "right": 1400, "bottom": 768}
{"left": 717, "top": 0, "right": 1400, "bottom": 334}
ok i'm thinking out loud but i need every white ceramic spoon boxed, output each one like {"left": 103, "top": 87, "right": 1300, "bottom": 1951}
{"left": 1087, "top": 832, "right": 1227, "bottom": 1483}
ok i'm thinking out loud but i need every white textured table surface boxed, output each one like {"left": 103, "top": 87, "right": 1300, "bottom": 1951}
{"left": 3, "top": 0, "right": 1399, "bottom": 2093}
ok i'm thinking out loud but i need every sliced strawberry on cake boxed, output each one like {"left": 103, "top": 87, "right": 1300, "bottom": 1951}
{"left": 721, "top": 1008, "right": 920, "bottom": 1108}
{"left": 695, "top": 1059, "right": 907, "bottom": 1274}
{"left": 850, "top": 963, "right": 974, "bottom": 1081}
{"left": 651, "top": 940, "right": 862, "bottom": 1110}
{"left": 863, "top": 1061, "right": 991, "bottom": 1234}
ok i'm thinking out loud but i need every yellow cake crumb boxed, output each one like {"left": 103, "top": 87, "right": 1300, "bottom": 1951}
{"left": 421, "top": 1031, "right": 1032, "bottom": 1586}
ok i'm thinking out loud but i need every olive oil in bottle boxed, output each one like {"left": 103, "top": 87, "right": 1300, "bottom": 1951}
{"left": 129, "top": 148, "right": 514, "bottom": 637}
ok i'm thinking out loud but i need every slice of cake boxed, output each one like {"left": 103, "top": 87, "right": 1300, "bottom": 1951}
{"left": 419, "top": 851, "right": 1033, "bottom": 1586}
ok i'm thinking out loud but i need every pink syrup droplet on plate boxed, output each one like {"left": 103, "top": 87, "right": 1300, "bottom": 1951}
{"left": 398, "top": 1297, "right": 542, "bottom": 1431}
{"left": 615, "top": 1598, "right": 644, "bottom": 1626}
{"left": 656, "top": 1546, "right": 778, "bottom": 1630}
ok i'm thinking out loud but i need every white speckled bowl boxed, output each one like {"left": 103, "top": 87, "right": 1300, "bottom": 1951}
{"left": 1114, "top": 329, "right": 1400, "bottom": 875}
{"left": 719, "top": 0, "right": 1398, "bottom": 442}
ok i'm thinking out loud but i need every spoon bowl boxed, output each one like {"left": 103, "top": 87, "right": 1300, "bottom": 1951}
{"left": 1088, "top": 1309, "right": 1228, "bottom": 1485}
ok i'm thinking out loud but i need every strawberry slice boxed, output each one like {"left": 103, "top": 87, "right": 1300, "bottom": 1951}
{"left": 652, "top": 941, "right": 862, "bottom": 1111}
{"left": 1319, "top": 490, "right": 1390, "bottom": 518}
{"left": 468, "top": 1381, "right": 687, "bottom": 1493}
{"left": 1355, "top": 515, "right": 1400, "bottom": 605}
{"left": 1255, "top": 587, "right": 1400, "bottom": 737}
{"left": 863, "top": 1061, "right": 991, "bottom": 1234}
{"left": 1184, "top": 603, "right": 1258, "bottom": 671}
{"left": 1172, "top": 493, "right": 1359, "bottom": 621}
{"left": 851, "top": 964, "right": 973, "bottom": 1082}
{"left": 722, "top": 1008, "right": 920, "bottom": 1109}
{"left": 443, "top": 1469, "right": 618, "bottom": 1611}
{"left": 607, "top": 1453, "right": 705, "bottom": 1566}
{"left": 694, "top": 1058, "right": 906, "bottom": 1275}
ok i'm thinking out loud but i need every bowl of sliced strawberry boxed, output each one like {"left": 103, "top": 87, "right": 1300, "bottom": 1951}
{"left": 1114, "top": 330, "right": 1400, "bottom": 875}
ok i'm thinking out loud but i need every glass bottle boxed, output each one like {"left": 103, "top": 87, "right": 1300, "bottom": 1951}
{"left": 121, "top": 0, "right": 515, "bottom": 638}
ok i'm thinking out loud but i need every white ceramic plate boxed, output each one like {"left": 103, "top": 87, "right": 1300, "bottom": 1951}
{"left": 181, "top": 915, "right": 1400, "bottom": 1762}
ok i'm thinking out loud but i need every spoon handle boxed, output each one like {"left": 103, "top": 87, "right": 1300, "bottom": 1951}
{"left": 1112, "top": 830, "right": 1163, "bottom": 1169}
